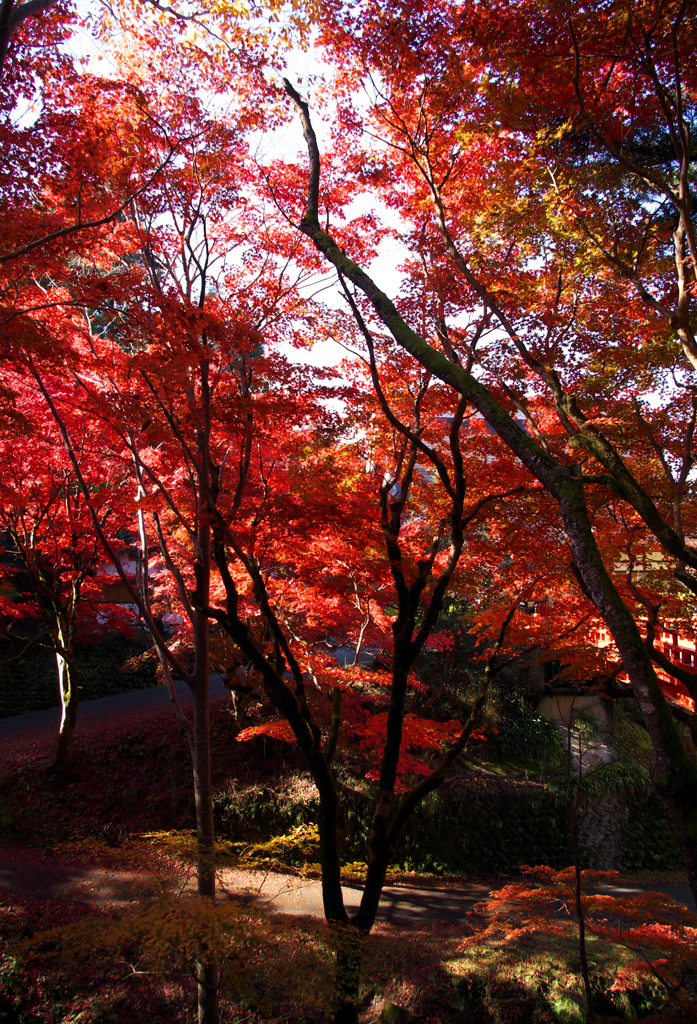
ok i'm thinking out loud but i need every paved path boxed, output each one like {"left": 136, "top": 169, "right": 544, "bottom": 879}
{"left": 586, "top": 879, "right": 696, "bottom": 912}
{"left": 216, "top": 869, "right": 692, "bottom": 921}
{"left": 0, "top": 850, "right": 493, "bottom": 926}
{"left": 1, "top": 848, "right": 694, "bottom": 926}
{"left": 220, "top": 870, "right": 494, "bottom": 927}
{"left": 0, "top": 675, "right": 230, "bottom": 745}
{"left": 234, "top": 872, "right": 697, "bottom": 921}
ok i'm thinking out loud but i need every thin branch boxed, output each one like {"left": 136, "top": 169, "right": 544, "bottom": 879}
{"left": 0, "top": 146, "right": 181, "bottom": 265}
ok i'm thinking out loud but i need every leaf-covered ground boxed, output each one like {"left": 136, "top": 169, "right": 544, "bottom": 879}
{"left": 1, "top": 699, "right": 695, "bottom": 1023}
{"left": 2, "top": 855, "right": 695, "bottom": 1024}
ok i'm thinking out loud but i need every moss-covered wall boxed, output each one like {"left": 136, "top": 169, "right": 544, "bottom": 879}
{"left": 620, "top": 798, "right": 683, "bottom": 871}
{"left": 214, "top": 775, "right": 682, "bottom": 876}
{"left": 394, "top": 791, "right": 572, "bottom": 875}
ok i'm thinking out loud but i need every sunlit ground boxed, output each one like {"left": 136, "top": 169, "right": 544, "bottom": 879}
{"left": 2, "top": 858, "right": 695, "bottom": 1024}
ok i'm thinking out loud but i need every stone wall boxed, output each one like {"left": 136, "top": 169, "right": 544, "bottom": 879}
{"left": 577, "top": 793, "right": 629, "bottom": 870}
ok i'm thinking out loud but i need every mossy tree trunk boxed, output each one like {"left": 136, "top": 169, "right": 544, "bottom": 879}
{"left": 330, "top": 925, "right": 366, "bottom": 1024}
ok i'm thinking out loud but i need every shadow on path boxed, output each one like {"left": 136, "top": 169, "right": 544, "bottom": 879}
{"left": 1, "top": 850, "right": 694, "bottom": 925}
{"left": 0, "top": 847, "right": 162, "bottom": 908}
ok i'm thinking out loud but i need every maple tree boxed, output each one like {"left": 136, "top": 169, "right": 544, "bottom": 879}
{"left": 472, "top": 864, "right": 697, "bottom": 1019}
{"left": 0, "top": 395, "right": 132, "bottom": 779}
{"left": 207, "top": 356, "right": 535, "bottom": 1022}
{"left": 0, "top": 23, "right": 273, "bottom": 1019}
{"left": 281, "top": 0, "right": 697, "bottom": 909}
{"left": 5, "top": 69, "right": 553, "bottom": 1023}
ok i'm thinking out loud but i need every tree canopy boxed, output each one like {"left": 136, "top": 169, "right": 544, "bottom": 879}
{"left": 2, "top": 1, "right": 697, "bottom": 1021}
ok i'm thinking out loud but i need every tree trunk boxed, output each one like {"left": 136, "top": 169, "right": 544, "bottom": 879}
{"left": 192, "top": 677, "right": 215, "bottom": 897}
{"left": 565, "top": 703, "right": 595, "bottom": 1024}
{"left": 330, "top": 924, "right": 366, "bottom": 1024}
{"left": 190, "top": 603, "right": 218, "bottom": 1024}
{"left": 53, "top": 650, "right": 78, "bottom": 782}
{"left": 556, "top": 479, "right": 697, "bottom": 905}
